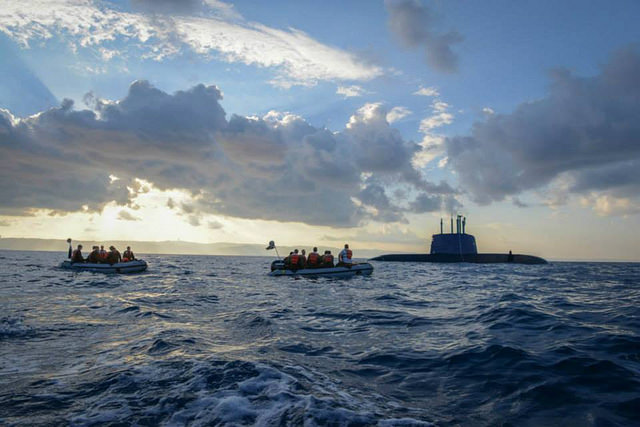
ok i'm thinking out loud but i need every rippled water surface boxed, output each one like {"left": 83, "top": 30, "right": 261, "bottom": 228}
{"left": 1, "top": 250, "right": 639, "bottom": 426}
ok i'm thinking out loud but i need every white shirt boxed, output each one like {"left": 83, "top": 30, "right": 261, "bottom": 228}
{"left": 339, "top": 248, "right": 352, "bottom": 264}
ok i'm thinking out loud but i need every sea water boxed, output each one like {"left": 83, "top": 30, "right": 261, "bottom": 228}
{"left": 0, "top": 250, "right": 639, "bottom": 426}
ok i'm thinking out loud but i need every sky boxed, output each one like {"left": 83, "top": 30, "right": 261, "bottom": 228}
{"left": 0, "top": 0, "right": 639, "bottom": 261}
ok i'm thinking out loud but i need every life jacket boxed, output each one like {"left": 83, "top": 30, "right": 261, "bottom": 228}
{"left": 323, "top": 254, "right": 334, "bottom": 264}
{"left": 122, "top": 257, "right": 130, "bottom": 262}
{"left": 99, "top": 250, "right": 107, "bottom": 259}
{"left": 345, "top": 249, "right": 352, "bottom": 259}
{"left": 290, "top": 254, "right": 299, "bottom": 265}
{"left": 307, "top": 252, "right": 319, "bottom": 265}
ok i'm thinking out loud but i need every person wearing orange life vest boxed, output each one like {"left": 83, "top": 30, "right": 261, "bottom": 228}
{"left": 289, "top": 249, "right": 301, "bottom": 270}
{"left": 71, "top": 244, "right": 84, "bottom": 263}
{"left": 122, "top": 246, "right": 135, "bottom": 262}
{"left": 307, "top": 247, "right": 320, "bottom": 268}
{"left": 321, "top": 250, "right": 334, "bottom": 268}
{"left": 99, "top": 245, "right": 108, "bottom": 261}
{"left": 338, "top": 243, "right": 353, "bottom": 267}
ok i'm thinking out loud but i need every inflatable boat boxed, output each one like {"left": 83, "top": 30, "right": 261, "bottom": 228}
{"left": 268, "top": 260, "right": 373, "bottom": 278}
{"left": 59, "top": 259, "right": 148, "bottom": 274}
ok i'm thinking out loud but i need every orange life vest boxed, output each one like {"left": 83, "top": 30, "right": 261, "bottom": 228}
{"left": 323, "top": 254, "right": 334, "bottom": 264}
{"left": 290, "top": 254, "right": 299, "bottom": 265}
{"left": 307, "top": 252, "right": 319, "bottom": 265}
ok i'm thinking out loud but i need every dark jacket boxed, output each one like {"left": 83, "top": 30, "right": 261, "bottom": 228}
{"left": 107, "top": 250, "right": 122, "bottom": 265}
{"left": 86, "top": 250, "right": 101, "bottom": 263}
{"left": 71, "top": 249, "right": 84, "bottom": 263}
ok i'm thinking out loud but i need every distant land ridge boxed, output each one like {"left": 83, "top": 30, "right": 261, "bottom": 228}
{"left": 0, "top": 238, "right": 394, "bottom": 258}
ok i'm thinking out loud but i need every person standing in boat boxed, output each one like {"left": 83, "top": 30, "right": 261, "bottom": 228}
{"left": 71, "top": 244, "right": 84, "bottom": 263}
{"left": 338, "top": 244, "right": 353, "bottom": 267}
{"left": 307, "top": 247, "right": 320, "bottom": 268}
{"left": 122, "top": 246, "right": 136, "bottom": 262}
{"left": 107, "top": 246, "right": 122, "bottom": 265}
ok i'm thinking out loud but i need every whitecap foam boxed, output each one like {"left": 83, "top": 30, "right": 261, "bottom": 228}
{"left": 0, "top": 316, "right": 34, "bottom": 339}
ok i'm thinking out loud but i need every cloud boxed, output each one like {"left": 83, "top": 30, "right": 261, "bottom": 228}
{"left": 482, "top": 107, "right": 495, "bottom": 115}
{"left": 413, "top": 86, "right": 439, "bottom": 97}
{"left": 445, "top": 46, "right": 640, "bottom": 214}
{"left": 118, "top": 210, "right": 141, "bottom": 221}
{"left": 0, "top": 80, "right": 457, "bottom": 226}
{"left": 0, "top": 0, "right": 382, "bottom": 87}
{"left": 419, "top": 101, "right": 453, "bottom": 132}
{"left": 580, "top": 193, "right": 640, "bottom": 217}
{"left": 386, "top": 106, "right": 412, "bottom": 123}
{"left": 385, "top": 0, "right": 462, "bottom": 73}
{"left": 131, "top": 0, "right": 213, "bottom": 15}
{"left": 336, "top": 85, "right": 368, "bottom": 98}
{"left": 412, "top": 99, "right": 455, "bottom": 167}
{"left": 187, "top": 215, "right": 201, "bottom": 226}
{"left": 208, "top": 220, "right": 223, "bottom": 229}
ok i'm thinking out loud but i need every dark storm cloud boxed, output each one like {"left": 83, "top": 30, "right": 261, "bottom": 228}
{"left": 0, "top": 81, "right": 457, "bottom": 225}
{"left": 385, "top": 0, "right": 462, "bottom": 73}
{"left": 445, "top": 47, "right": 640, "bottom": 206}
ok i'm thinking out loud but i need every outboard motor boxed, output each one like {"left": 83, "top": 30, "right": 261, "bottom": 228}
{"left": 271, "top": 260, "right": 285, "bottom": 271}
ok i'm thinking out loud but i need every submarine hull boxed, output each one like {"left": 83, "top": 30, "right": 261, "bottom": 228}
{"left": 370, "top": 253, "right": 547, "bottom": 265}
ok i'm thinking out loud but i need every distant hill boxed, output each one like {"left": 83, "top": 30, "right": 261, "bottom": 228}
{"left": 0, "top": 238, "right": 398, "bottom": 258}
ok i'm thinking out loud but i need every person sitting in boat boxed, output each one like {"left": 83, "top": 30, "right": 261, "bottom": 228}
{"left": 299, "top": 249, "right": 307, "bottom": 268}
{"left": 122, "top": 246, "right": 135, "bottom": 262}
{"left": 71, "top": 244, "right": 84, "bottom": 263}
{"left": 99, "top": 245, "right": 108, "bottom": 261}
{"left": 288, "top": 249, "right": 301, "bottom": 270}
{"left": 85, "top": 246, "right": 101, "bottom": 263}
{"left": 321, "top": 250, "right": 334, "bottom": 268}
{"left": 307, "top": 247, "right": 320, "bottom": 268}
{"left": 338, "top": 244, "right": 353, "bottom": 267}
{"left": 107, "top": 246, "right": 122, "bottom": 265}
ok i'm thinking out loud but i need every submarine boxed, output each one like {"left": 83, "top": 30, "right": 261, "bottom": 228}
{"left": 370, "top": 216, "right": 547, "bottom": 264}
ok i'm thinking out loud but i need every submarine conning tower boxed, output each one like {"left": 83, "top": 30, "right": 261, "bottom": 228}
{"left": 430, "top": 215, "right": 478, "bottom": 255}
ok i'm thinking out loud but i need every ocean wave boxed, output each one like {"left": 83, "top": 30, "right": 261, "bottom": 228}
{"left": 0, "top": 316, "right": 34, "bottom": 339}
{"left": 45, "top": 359, "right": 433, "bottom": 426}
{"left": 1, "top": 252, "right": 639, "bottom": 426}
